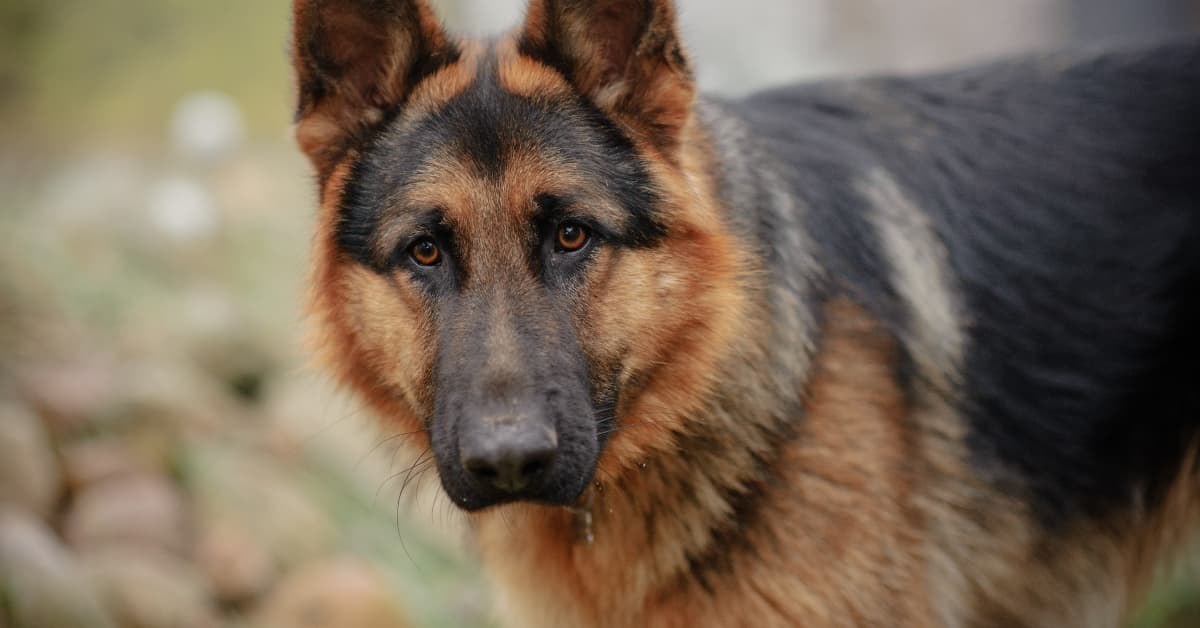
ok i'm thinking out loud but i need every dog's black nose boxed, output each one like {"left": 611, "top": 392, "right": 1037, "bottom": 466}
{"left": 460, "top": 422, "right": 557, "bottom": 494}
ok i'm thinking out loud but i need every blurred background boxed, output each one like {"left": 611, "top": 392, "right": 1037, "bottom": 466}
{"left": 1, "top": 1, "right": 1197, "bottom": 627}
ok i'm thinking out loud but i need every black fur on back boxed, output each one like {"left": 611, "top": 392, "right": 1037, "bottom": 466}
{"left": 711, "top": 38, "right": 1200, "bottom": 527}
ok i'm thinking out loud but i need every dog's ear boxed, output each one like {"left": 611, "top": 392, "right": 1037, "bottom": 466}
{"left": 519, "top": 0, "right": 694, "bottom": 156}
{"left": 291, "top": 0, "right": 456, "bottom": 176}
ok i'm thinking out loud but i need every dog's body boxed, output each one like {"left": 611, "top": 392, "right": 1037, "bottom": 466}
{"left": 291, "top": 1, "right": 1200, "bottom": 625}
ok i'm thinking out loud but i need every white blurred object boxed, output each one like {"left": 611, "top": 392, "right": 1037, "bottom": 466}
{"left": 146, "top": 176, "right": 221, "bottom": 244}
{"left": 444, "top": 0, "right": 522, "bottom": 32}
{"left": 168, "top": 91, "right": 246, "bottom": 164}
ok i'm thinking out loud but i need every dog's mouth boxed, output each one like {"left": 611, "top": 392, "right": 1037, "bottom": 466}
{"left": 565, "top": 484, "right": 598, "bottom": 544}
{"left": 435, "top": 450, "right": 600, "bottom": 512}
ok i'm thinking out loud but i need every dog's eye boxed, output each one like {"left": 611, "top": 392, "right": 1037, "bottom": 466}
{"left": 409, "top": 238, "right": 442, "bottom": 266}
{"left": 556, "top": 222, "right": 589, "bottom": 252}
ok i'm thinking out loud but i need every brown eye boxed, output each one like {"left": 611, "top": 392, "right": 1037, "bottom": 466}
{"left": 409, "top": 238, "right": 441, "bottom": 266}
{"left": 556, "top": 223, "right": 589, "bottom": 252}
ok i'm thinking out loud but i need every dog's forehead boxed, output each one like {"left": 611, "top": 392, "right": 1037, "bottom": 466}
{"left": 337, "top": 39, "right": 666, "bottom": 270}
{"left": 359, "top": 45, "right": 656, "bottom": 214}
{"left": 372, "top": 50, "right": 612, "bottom": 193}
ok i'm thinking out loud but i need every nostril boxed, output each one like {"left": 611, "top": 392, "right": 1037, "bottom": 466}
{"left": 520, "top": 458, "right": 546, "bottom": 480}
{"left": 461, "top": 444, "right": 556, "bottom": 494}
{"left": 459, "top": 421, "right": 558, "bottom": 495}
{"left": 465, "top": 459, "right": 499, "bottom": 481}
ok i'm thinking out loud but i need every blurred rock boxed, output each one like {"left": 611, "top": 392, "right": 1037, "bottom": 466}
{"left": 0, "top": 508, "right": 118, "bottom": 628}
{"left": 195, "top": 516, "right": 277, "bottom": 604}
{"left": 60, "top": 438, "right": 150, "bottom": 490}
{"left": 183, "top": 305, "right": 276, "bottom": 406}
{"left": 261, "top": 372, "right": 347, "bottom": 461}
{"left": 186, "top": 444, "right": 335, "bottom": 571}
{"left": 146, "top": 175, "right": 221, "bottom": 244}
{"left": 118, "top": 359, "right": 238, "bottom": 435}
{"left": 169, "top": 91, "right": 246, "bottom": 164}
{"left": 178, "top": 287, "right": 271, "bottom": 401}
{"left": 0, "top": 402, "right": 61, "bottom": 518}
{"left": 81, "top": 546, "right": 220, "bottom": 628}
{"left": 21, "top": 356, "right": 231, "bottom": 440}
{"left": 21, "top": 357, "right": 120, "bottom": 437}
{"left": 251, "top": 557, "right": 411, "bottom": 628}
{"left": 63, "top": 474, "right": 189, "bottom": 556}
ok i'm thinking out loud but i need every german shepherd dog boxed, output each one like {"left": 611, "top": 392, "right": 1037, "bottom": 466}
{"left": 291, "top": 0, "right": 1200, "bottom": 625}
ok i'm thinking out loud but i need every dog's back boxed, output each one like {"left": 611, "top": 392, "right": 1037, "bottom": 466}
{"left": 711, "top": 39, "right": 1200, "bottom": 526}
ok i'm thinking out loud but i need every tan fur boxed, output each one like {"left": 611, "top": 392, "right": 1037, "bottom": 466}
{"left": 399, "top": 39, "right": 483, "bottom": 124}
{"left": 495, "top": 35, "right": 576, "bottom": 100}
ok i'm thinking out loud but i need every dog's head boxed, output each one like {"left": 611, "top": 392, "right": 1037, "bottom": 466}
{"left": 294, "top": 0, "right": 747, "bottom": 511}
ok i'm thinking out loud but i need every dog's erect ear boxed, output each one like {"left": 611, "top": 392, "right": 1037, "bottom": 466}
{"left": 291, "top": 0, "right": 456, "bottom": 175}
{"left": 519, "top": 0, "right": 694, "bottom": 155}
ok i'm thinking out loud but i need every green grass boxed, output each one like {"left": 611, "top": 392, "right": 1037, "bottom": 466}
{"left": 5, "top": 0, "right": 293, "bottom": 148}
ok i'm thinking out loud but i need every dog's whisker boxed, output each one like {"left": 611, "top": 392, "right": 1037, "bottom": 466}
{"left": 355, "top": 427, "right": 429, "bottom": 471}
